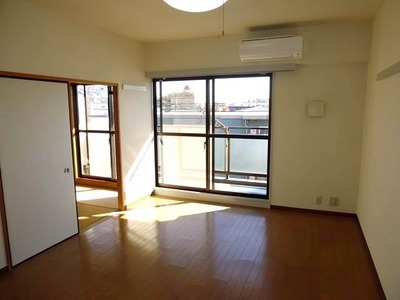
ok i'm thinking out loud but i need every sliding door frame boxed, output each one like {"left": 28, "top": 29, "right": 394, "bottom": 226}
{"left": 153, "top": 73, "right": 272, "bottom": 200}
{"left": 0, "top": 71, "right": 124, "bottom": 211}
{"left": 153, "top": 77, "right": 210, "bottom": 193}
{"left": 68, "top": 81, "right": 123, "bottom": 209}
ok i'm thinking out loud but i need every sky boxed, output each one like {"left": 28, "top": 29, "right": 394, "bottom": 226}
{"left": 159, "top": 76, "right": 270, "bottom": 105}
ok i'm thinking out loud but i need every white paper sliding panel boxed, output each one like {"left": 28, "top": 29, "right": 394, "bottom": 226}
{"left": 0, "top": 78, "right": 78, "bottom": 266}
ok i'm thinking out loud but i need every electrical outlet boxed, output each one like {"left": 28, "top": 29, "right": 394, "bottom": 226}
{"left": 329, "top": 197, "right": 339, "bottom": 206}
{"left": 316, "top": 196, "right": 322, "bottom": 204}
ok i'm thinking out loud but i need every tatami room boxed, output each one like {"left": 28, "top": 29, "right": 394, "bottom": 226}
{"left": 0, "top": 0, "right": 399, "bottom": 298}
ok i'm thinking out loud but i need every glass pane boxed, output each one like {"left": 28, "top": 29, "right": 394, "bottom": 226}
{"left": 230, "top": 139, "right": 268, "bottom": 173}
{"left": 212, "top": 137, "right": 267, "bottom": 196}
{"left": 79, "top": 132, "right": 89, "bottom": 175}
{"left": 77, "top": 85, "right": 87, "bottom": 130}
{"left": 156, "top": 81, "right": 161, "bottom": 132}
{"left": 80, "top": 132, "right": 111, "bottom": 178}
{"left": 213, "top": 137, "right": 226, "bottom": 171}
{"left": 214, "top": 77, "right": 270, "bottom": 136}
{"left": 110, "top": 133, "right": 117, "bottom": 179}
{"left": 158, "top": 136, "right": 206, "bottom": 189}
{"left": 159, "top": 80, "right": 207, "bottom": 134}
{"left": 85, "top": 85, "right": 109, "bottom": 131}
{"left": 108, "top": 88, "right": 115, "bottom": 132}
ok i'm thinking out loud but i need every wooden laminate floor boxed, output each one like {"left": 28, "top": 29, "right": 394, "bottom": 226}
{"left": 0, "top": 197, "right": 385, "bottom": 299}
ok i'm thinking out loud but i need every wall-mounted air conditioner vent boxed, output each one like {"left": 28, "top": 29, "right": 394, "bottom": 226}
{"left": 239, "top": 36, "right": 303, "bottom": 62}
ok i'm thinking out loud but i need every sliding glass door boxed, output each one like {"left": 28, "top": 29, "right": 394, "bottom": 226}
{"left": 154, "top": 74, "right": 271, "bottom": 199}
{"left": 211, "top": 77, "right": 269, "bottom": 196}
{"left": 156, "top": 79, "right": 208, "bottom": 190}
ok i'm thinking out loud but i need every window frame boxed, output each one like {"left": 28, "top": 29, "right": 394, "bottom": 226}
{"left": 153, "top": 73, "right": 273, "bottom": 199}
{"left": 71, "top": 83, "right": 119, "bottom": 184}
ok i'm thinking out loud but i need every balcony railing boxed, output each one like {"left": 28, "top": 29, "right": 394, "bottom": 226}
{"left": 213, "top": 125, "right": 268, "bottom": 191}
{"left": 158, "top": 113, "right": 268, "bottom": 196}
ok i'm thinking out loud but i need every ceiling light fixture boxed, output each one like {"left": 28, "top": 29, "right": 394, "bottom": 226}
{"left": 164, "top": 0, "right": 228, "bottom": 13}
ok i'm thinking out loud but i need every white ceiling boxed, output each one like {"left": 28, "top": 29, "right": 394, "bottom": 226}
{"left": 27, "top": 0, "right": 384, "bottom": 43}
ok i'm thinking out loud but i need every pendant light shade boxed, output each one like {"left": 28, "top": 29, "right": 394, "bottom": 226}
{"left": 164, "top": 0, "right": 228, "bottom": 13}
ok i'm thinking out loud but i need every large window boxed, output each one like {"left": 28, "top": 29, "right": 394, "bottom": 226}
{"left": 72, "top": 84, "right": 117, "bottom": 181}
{"left": 153, "top": 74, "right": 272, "bottom": 199}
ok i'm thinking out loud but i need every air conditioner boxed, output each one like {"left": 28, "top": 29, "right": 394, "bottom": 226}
{"left": 239, "top": 36, "right": 303, "bottom": 62}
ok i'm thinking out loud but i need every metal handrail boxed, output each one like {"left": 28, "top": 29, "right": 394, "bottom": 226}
{"left": 199, "top": 106, "right": 267, "bottom": 187}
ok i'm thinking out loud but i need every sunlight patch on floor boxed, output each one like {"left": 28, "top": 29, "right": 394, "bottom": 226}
{"left": 93, "top": 196, "right": 230, "bottom": 223}
{"left": 76, "top": 186, "right": 118, "bottom": 201}
{"left": 77, "top": 203, "right": 118, "bottom": 229}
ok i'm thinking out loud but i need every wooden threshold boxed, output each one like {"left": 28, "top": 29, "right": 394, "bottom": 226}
{"left": 75, "top": 178, "right": 117, "bottom": 191}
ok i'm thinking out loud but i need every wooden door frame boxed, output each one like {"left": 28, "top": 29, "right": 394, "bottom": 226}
{"left": 68, "top": 82, "right": 124, "bottom": 209}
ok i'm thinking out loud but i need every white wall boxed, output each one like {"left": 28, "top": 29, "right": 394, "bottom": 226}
{"left": 0, "top": 0, "right": 155, "bottom": 206}
{"left": 358, "top": 0, "right": 400, "bottom": 298}
{"left": 145, "top": 22, "right": 371, "bottom": 71}
{"left": 146, "top": 21, "right": 371, "bottom": 213}
{"left": 272, "top": 64, "right": 366, "bottom": 212}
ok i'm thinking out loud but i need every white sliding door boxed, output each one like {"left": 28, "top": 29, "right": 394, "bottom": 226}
{"left": 0, "top": 78, "right": 78, "bottom": 266}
